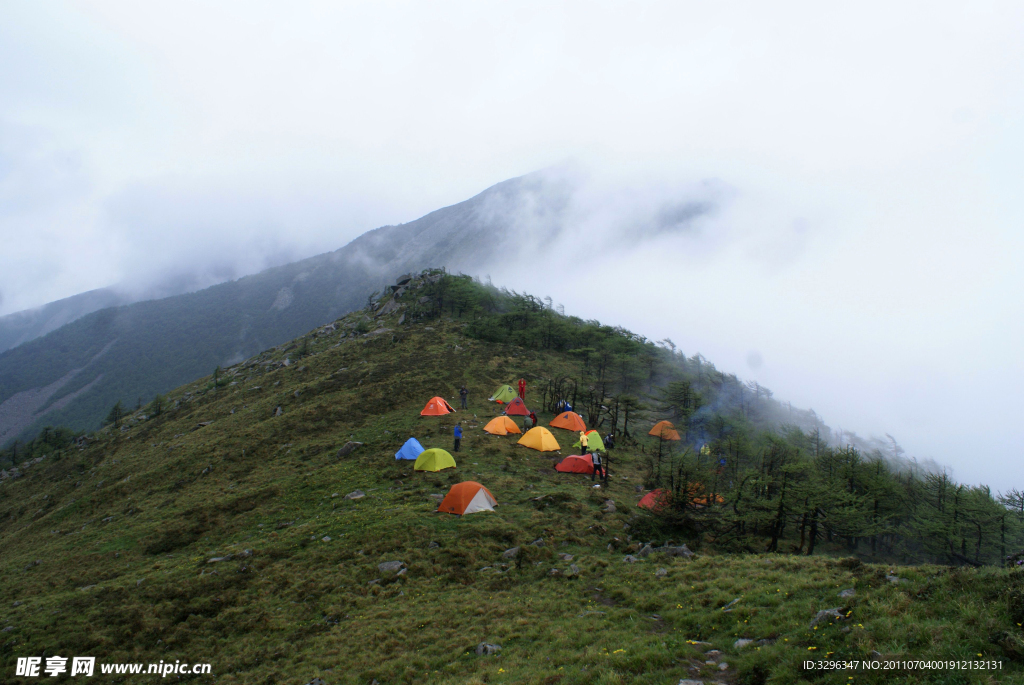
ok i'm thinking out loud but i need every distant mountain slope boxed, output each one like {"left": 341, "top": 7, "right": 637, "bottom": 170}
{"left": 0, "top": 172, "right": 579, "bottom": 444}
{"left": 0, "top": 287, "right": 130, "bottom": 353}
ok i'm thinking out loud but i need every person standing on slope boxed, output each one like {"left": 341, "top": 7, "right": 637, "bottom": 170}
{"left": 459, "top": 385, "right": 468, "bottom": 410}
{"left": 579, "top": 430, "right": 589, "bottom": 455}
{"left": 592, "top": 450, "right": 604, "bottom": 482}
{"left": 518, "top": 378, "right": 526, "bottom": 401}
{"left": 453, "top": 423, "right": 463, "bottom": 452}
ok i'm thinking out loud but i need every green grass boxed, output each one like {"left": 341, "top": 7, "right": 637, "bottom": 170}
{"left": 1, "top": 302, "right": 1022, "bottom": 684}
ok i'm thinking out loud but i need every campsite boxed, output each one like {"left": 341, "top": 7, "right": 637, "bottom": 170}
{"left": 2, "top": 271, "right": 1023, "bottom": 685}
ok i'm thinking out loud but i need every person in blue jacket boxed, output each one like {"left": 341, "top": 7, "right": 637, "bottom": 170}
{"left": 453, "top": 422, "right": 463, "bottom": 452}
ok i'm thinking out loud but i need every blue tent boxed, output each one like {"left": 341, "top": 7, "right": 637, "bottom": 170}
{"left": 395, "top": 437, "right": 425, "bottom": 461}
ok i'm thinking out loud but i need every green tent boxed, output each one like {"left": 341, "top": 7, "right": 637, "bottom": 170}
{"left": 488, "top": 384, "right": 517, "bottom": 403}
{"left": 573, "top": 430, "right": 605, "bottom": 452}
{"left": 414, "top": 448, "right": 457, "bottom": 472}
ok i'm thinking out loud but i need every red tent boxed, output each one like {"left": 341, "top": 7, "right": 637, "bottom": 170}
{"left": 555, "top": 454, "right": 594, "bottom": 475}
{"left": 503, "top": 396, "right": 530, "bottom": 416}
{"left": 638, "top": 488, "right": 671, "bottom": 511}
{"left": 420, "top": 396, "right": 455, "bottom": 416}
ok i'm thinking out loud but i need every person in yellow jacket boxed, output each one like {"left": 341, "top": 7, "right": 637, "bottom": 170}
{"left": 579, "top": 431, "right": 589, "bottom": 454}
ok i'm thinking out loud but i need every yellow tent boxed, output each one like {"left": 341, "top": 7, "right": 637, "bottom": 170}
{"left": 414, "top": 448, "right": 457, "bottom": 472}
{"left": 483, "top": 415, "right": 521, "bottom": 436}
{"left": 517, "top": 426, "right": 561, "bottom": 452}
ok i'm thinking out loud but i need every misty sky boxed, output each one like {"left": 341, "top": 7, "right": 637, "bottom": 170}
{"left": 3, "top": 2, "right": 1024, "bottom": 488}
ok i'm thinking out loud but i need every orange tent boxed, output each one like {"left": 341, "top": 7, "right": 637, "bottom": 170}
{"left": 421, "top": 396, "right": 455, "bottom": 416}
{"left": 483, "top": 415, "right": 521, "bottom": 435}
{"left": 503, "top": 396, "right": 530, "bottom": 416}
{"left": 638, "top": 488, "right": 671, "bottom": 511}
{"left": 649, "top": 420, "right": 681, "bottom": 441}
{"left": 549, "top": 411, "right": 586, "bottom": 432}
{"left": 437, "top": 481, "right": 497, "bottom": 515}
{"left": 555, "top": 454, "right": 594, "bottom": 474}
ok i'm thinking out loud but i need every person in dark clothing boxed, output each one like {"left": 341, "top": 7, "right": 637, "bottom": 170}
{"left": 453, "top": 423, "right": 463, "bottom": 452}
{"left": 459, "top": 386, "right": 468, "bottom": 409}
{"left": 604, "top": 433, "right": 615, "bottom": 449}
{"left": 591, "top": 450, "right": 603, "bottom": 481}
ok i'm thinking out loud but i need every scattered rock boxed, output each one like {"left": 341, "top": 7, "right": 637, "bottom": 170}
{"left": 11, "top": 601, "right": 22, "bottom": 607}
{"left": 677, "top": 680, "right": 705, "bottom": 685}
{"left": 704, "top": 650, "right": 722, "bottom": 661}
{"left": 718, "top": 662, "right": 729, "bottom": 671}
{"left": 428, "top": 541, "right": 440, "bottom": 549}
{"left": 655, "top": 567, "right": 668, "bottom": 577}
{"left": 305, "top": 678, "right": 326, "bottom": 685}
{"left": 397, "top": 313, "right": 406, "bottom": 325}
{"left": 396, "top": 273, "right": 413, "bottom": 286}
{"left": 276, "top": 520, "right": 295, "bottom": 529}
{"left": 549, "top": 568, "right": 562, "bottom": 577}
{"left": 430, "top": 494, "right": 445, "bottom": 501}
{"left": 345, "top": 490, "right": 366, "bottom": 500}
{"left": 274, "top": 406, "right": 283, "bottom": 417}
{"left": 336, "top": 441, "right": 363, "bottom": 458}
{"left": 838, "top": 588, "right": 856, "bottom": 598}
{"left": 659, "top": 544, "right": 694, "bottom": 558}
{"left": 558, "top": 553, "right": 574, "bottom": 561}
{"left": 810, "top": 608, "right": 845, "bottom": 628}
{"left": 397, "top": 568, "right": 407, "bottom": 577}
{"left": 734, "top": 638, "right": 754, "bottom": 649}
{"left": 207, "top": 555, "right": 233, "bottom": 563}
{"left": 419, "top": 296, "right": 431, "bottom": 304}
{"left": 755, "top": 638, "right": 776, "bottom": 647}
{"left": 530, "top": 538, "right": 545, "bottom": 547}
{"left": 623, "top": 555, "right": 639, "bottom": 563}
{"left": 378, "top": 561, "right": 406, "bottom": 573}
{"left": 321, "top": 536, "right": 332, "bottom": 542}
{"left": 722, "top": 598, "right": 741, "bottom": 612}
{"left": 637, "top": 543, "right": 654, "bottom": 557}
{"left": 502, "top": 547, "right": 520, "bottom": 559}
{"left": 476, "top": 642, "right": 502, "bottom": 656}
{"left": 603, "top": 499, "right": 616, "bottom": 513}
{"left": 566, "top": 564, "right": 581, "bottom": 577}
{"left": 1, "top": 626, "right": 13, "bottom": 633}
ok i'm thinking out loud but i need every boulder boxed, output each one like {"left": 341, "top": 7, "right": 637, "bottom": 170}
{"left": 838, "top": 588, "right": 856, "bottom": 598}
{"left": 502, "top": 547, "right": 520, "bottom": 559}
{"left": 396, "top": 273, "right": 413, "bottom": 286}
{"left": 566, "top": 564, "right": 581, "bottom": 577}
{"left": 637, "top": 544, "right": 654, "bottom": 557}
{"left": 344, "top": 490, "right": 366, "bottom": 500}
{"left": 305, "top": 678, "right": 326, "bottom": 685}
{"left": 321, "top": 536, "right": 332, "bottom": 542}
{"left": 558, "top": 553, "right": 574, "bottom": 561}
{"left": 428, "top": 541, "right": 440, "bottom": 549}
{"left": 336, "top": 441, "right": 363, "bottom": 458}
{"left": 659, "top": 544, "right": 694, "bottom": 558}
{"left": 548, "top": 568, "right": 562, "bottom": 577}
{"left": 810, "top": 608, "right": 845, "bottom": 628}
{"left": 734, "top": 638, "right": 754, "bottom": 649}
{"left": 378, "top": 561, "right": 406, "bottom": 573}
{"left": 623, "top": 555, "right": 639, "bottom": 563}
{"left": 274, "top": 406, "right": 283, "bottom": 417}
{"left": 603, "top": 500, "right": 616, "bottom": 513}
{"left": 655, "top": 567, "right": 668, "bottom": 577}
{"left": 530, "top": 538, "right": 545, "bottom": 547}
{"left": 476, "top": 642, "right": 502, "bottom": 656}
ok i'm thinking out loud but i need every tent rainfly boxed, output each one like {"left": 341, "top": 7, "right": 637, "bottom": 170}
{"left": 483, "top": 415, "right": 521, "bottom": 435}
{"left": 573, "top": 429, "right": 605, "bottom": 452}
{"left": 649, "top": 420, "right": 681, "bottom": 441}
{"left": 502, "top": 396, "right": 530, "bottom": 416}
{"left": 414, "top": 448, "right": 457, "bottom": 472}
{"left": 420, "top": 396, "right": 455, "bottom": 416}
{"left": 517, "top": 426, "right": 560, "bottom": 452}
{"left": 488, "top": 384, "right": 517, "bottom": 403}
{"left": 555, "top": 454, "right": 594, "bottom": 474}
{"left": 549, "top": 411, "right": 586, "bottom": 432}
{"left": 638, "top": 488, "right": 671, "bottom": 511}
{"left": 437, "top": 481, "right": 497, "bottom": 515}
{"left": 395, "top": 437, "right": 425, "bottom": 460}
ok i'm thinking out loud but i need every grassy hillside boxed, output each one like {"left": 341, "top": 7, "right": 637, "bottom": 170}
{"left": 2, "top": 273, "right": 1023, "bottom": 684}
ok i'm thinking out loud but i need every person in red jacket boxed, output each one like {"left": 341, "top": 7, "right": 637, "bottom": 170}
{"left": 517, "top": 378, "right": 526, "bottom": 400}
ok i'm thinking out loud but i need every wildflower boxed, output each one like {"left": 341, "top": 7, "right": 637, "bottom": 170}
{"left": 808, "top": 646, "right": 817, "bottom": 651}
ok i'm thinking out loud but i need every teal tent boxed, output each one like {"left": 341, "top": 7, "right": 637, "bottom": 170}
{"left": 396, "top": 437, "right": 425, "bottom": 461}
